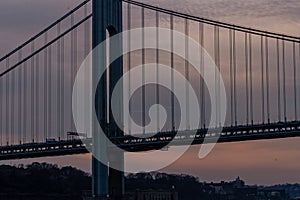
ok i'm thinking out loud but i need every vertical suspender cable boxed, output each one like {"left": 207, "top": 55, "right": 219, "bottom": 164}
{"left": 57, "top": 23, "right": 61, "bottom": 140}
{"left": 18, "top": 51, "right": 22, "bottom": 143}
{"left": 229, "top": 29, "right": 233, "bottom": 126}
{"left": 71, "top": 14, "right": 74, "bottom": 132}
{"left": 48, "top": 45, "right": 52, "bottom": 138}
{"left": 217, "top": 26, "right": 220, "bottom": 126}
{"left": 44, "top": 33, "right": 48, "bottom": 141}
{"left": 199, "top": 22, "right": 205, "bottom": 128}
{"left": 0, "top": 74, "right": 2, "bottom": 144}
{"left": 0, "top": 72, "right": 2, "bottom": 145}
{"left": 127, "top": 3, "right": 131, "bottom": 135}
{"left": 71, "top": 14, "right": 78, "bottom": 133}
{"left": 185, "top": 19, "right": 189, "bottom": 129}
{"left": 298, "top": 40, "right": 300, "bottom": 121}
{"left": 74, "top": 19, "right": 78, "bottom": 133}
{"left": 141, "top": 7, "right": 145, "bottom": 134}
{"left": 245, "top": 33, "right": 249, "bottom": 125}
{"left": 249, "top": 34, "right": 253, "bottom": 125}
{"left": 214, "top": 26, "right": 220, "bottom": 127}
{"left": 260, "top": 36, "right": 265, "bottom": 123}
{"left": 265, "top": 37, "right": 270, "bottom": 123}
{"left": 84, "top": 4, "right": 89, "bottom": 136}
{"left": 170, "top": 15, "right": 175, "bottom": 131}
{"left": 156, "top": 11, "right": 160, "bottom": 132}
{"left": 233, "top": 29, "right": 237, "bottom": 126}
{"left": 276, "top": 39, "right": 281, "bottom": 122}
{"left": 36, "top": 53, "right": 39, "bottom": 141}
{"left": 83, "top": 4, "right": 86, "bottom": 136}
{"left": 11, "top": 58, "right": 15, "bottom": 144}
{"left": 6, "top": 58, "right": 9, "bottom": 145}
{"left": 61, "top": 34, "right": 65, "bottom": 138}
{"left": 0, "top": 76, "right": 2, "bottom": 145}
{"left": 23, "top": 58, "right": 27, "bottom": 143}
{"left": 31, "top": 42, "right": 35, "bottom": 142}
{"left": 293, "top": 42, "right": 297, "bottom": 120}
{"left": 282, "top": 40, "right": 287, "bottom": 122}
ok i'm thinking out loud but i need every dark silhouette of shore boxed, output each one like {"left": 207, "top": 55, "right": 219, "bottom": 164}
{"left": 0, "top": 163, "right": 299, "bottom": 200}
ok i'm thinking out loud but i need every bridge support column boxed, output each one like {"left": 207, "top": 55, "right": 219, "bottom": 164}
{"left": 92, "top": 0, "right": 124, "bottom": 199}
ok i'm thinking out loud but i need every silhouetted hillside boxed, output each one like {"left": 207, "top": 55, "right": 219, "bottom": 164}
{"left": 0, "top": 163, "right": 91, "bottom": 200}
{"left": 0, "top": 163, "right": 296, "bottom": 200}
{"left": 0, "top": 163, "right": 211, "bottom": 199}
{"left": 125, "top": 172, "right": 211, "bottom": 199}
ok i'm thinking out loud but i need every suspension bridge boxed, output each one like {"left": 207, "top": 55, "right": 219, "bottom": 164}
{"left": 1, "top": 0, "right": 300, "bottom": 198}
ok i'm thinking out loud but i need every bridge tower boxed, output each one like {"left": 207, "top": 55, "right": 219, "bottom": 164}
{"left": 92, "top": 0, "right": 124, "bottom": 199}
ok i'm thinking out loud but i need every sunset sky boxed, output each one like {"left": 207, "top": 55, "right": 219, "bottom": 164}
{"left": 0, "top": 0, "right": 300, "bottom": 186}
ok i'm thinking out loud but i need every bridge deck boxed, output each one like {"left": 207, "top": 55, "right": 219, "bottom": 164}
{"left": 1, "top": 121, "right": 300, "bottom": 160}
